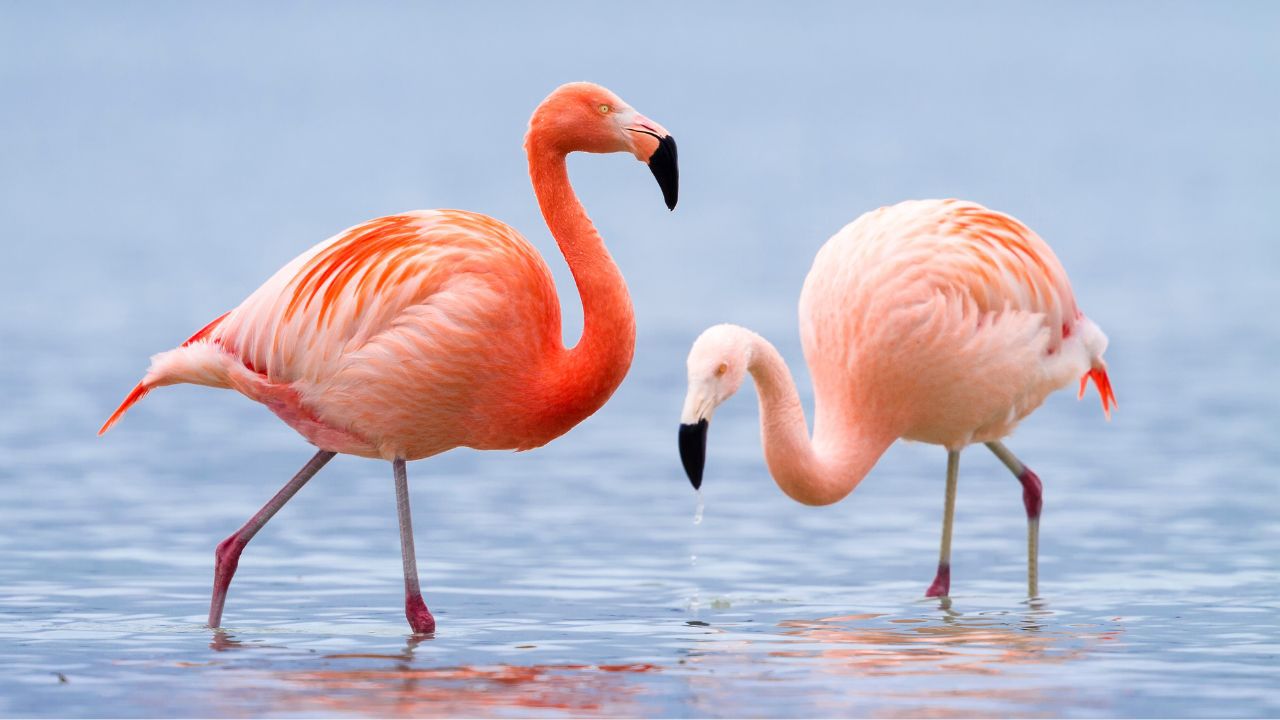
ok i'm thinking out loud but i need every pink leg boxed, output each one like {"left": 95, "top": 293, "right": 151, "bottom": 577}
{"left": 393, "top": 459, "right": 435, "bottom": 634}
{"left": 208, "top": 450, "right": 336, "bottom": 628}
{"left": 926, "top": 450, "right": 961, "bottom": 598}
{"left": 986, "top": 441, "right": 1042, "bottom": 597}
{"left": 925, "top": 563, "right": 951, "bottom": 598}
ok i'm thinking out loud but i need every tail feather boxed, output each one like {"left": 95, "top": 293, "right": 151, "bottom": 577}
{"left": 98, "top": 311, "right": 231, "bottom": 437}
{"left": 98, "top": 381, "right": 151, "bottom": 435}
{"left": 1078, "top": 363, "right": 1117, "bottom": 420}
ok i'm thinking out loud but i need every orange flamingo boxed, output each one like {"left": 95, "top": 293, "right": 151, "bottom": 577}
{"left": 678, "top": 200, "right": 1113, "bottom": 598}
{"left": 99, "top": 82, "right": 678, "bottom": 634}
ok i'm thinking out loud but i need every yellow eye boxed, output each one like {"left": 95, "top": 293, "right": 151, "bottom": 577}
{"left": 715, "top": 363, "right": 728, "bottom": 377}
{"left": 599, "top": 103, "right": 611, "bottom": 114}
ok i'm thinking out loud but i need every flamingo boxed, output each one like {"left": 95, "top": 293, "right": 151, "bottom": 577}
{"left": 678, "top": 199, "right": 1114, "bottom": 599}
{"left": 99, "top": 82, "right": 678, "bottom": 634}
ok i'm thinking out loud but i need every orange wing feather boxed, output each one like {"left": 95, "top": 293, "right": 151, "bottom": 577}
{"left": 97, "top": 382, "right": 150, "bottom": 436}
{"left": 99, "top": 210, "right": 558, "bottom": 438}
{"left": 949, "top": 205, "right": 1075, "bottom": 314}
{"left": 1080, "top": 366, "right": 1117, "bottom": 420}
{"left": 97, "top": 311, "right": 232, "bottom": 435}
{"left": 283, "top": 215, "right": 424, "bottom": 329}
{"left": 943, "top": 203, "right": 1116, "bottom": 419}
{"left": 209, "top": 210, "right": 557, "bottom": 388}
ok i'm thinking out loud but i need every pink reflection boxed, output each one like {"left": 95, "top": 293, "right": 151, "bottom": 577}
{"left": 266, "top": 659, "right": 660, "bottom": 716}
{"left": 769, "top": 612, "right": 1123, "bottom": 676}
{"left": 671, "top": 612, "right": 1125, "bottom": 717}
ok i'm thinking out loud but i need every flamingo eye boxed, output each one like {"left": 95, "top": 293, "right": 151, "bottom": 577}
{"left": 715, "top": 363, "right": 728, "bottom": 377}
{"left": 599, "top": 103, "right": 611, "bottom": 114}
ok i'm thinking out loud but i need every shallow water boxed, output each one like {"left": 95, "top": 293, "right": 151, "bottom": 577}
{"left": 2, "top": 2, "right": 1279, "bottom": 717}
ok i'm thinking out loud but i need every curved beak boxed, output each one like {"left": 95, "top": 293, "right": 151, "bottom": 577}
{"left": 646, "top": 134, "right": 678, "bottom": 210}
{"left": 678, "top": 419, "right": 708, "bottom": 490}
{"left": 625, "top": 114, "right": 678, "bottom": 210}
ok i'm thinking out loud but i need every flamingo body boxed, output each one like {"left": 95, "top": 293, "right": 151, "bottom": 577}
{"left": 105, "top": 210, "right": 610, "bottom": 460}
{"left": 799, "top": 199, "right": 1112, "bottom": 452}
{"left": 100, "top": 82, "right": 679, "bottom": 632}
{"left": 680, "top": 199, "right": 1113, "bottom": 598}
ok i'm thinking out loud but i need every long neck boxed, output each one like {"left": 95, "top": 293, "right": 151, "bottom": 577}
{"left": 527, "top": 142, "right": 635, "bottom": 419}
{"left": 748, "top": 335, "right": 892, "bottom": 506}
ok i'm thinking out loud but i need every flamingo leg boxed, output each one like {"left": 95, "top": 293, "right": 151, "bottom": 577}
{"left": 393, "top": 458, "right": 436, "bottom": 634}
{"left": 926, "top": 450, "right": 961, "bottom": 598}
{"left": 985, "top": 440, "right": 1042, "bottom": 598}
{"left": 208, "top": 449, "right": 336, "bottom": 628}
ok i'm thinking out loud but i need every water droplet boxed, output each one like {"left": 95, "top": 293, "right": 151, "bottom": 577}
{"left": 693, "top": 489, "right": 704, "bottom": 525}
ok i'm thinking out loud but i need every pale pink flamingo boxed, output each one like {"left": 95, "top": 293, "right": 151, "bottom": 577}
{"left": 99, "top": 82, "right": 678, "bottom": 634}
{"left": 678, "top": 199, "right": 1114, "bottom": 598}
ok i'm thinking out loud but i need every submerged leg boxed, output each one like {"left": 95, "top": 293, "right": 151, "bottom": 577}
{"left": 926, "top": 450, "right": 961, "bottom": 598}
{"left": 393, "top": 458, "right": 436, "bottom": 634}
{"left": 985, "top": 440, "right": 1042, "bottom": 598}
{"left": 209, "top": 449, "right": 336, "bottom": 628}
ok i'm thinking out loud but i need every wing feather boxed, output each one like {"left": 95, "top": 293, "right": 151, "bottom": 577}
{"left": 212, "top": 210, "right": 555, "bottom": 387}
{"left": 830, "top": 200, "right": 1080, "bottom": 351}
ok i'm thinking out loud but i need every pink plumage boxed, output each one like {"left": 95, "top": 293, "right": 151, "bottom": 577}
{"left": 680, "top": 199, "right": 1112, "bottom": 599}
{"left": 100, "top": 82, "right": 679, "bottom": 634}
{"left": 104, "top": 211, "right": 595, "bottom": 459}
{"left": 800, "top": 199, "right": 1112, "bottom": 449}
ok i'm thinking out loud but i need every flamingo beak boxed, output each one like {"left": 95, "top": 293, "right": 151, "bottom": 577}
{"left": 678, "top": 419, "right": 708, "bottom": 490}
{"left": 646, "top": 135, "right": 679, "bottom": 211}
{"left": 625, "top": 114, "right": 678, "bottom": 210}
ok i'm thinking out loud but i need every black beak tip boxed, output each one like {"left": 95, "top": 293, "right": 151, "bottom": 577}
{"left": 648, "top": 135, "right": 678, "bottom": 211}
{"left": 678, "top": 419, "right": 707, "bottom": 491}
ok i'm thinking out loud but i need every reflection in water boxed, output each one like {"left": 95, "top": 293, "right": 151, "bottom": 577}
{"left": 673, "top": 610, "right": 1125, "bottom": 717}
{"left": 209, "top": 630, "right": 242, "bottom": 652}
{"left": 125, "top": 613, "right": 1132, "bottom": 718}
{"left": 768, "top": 610, "right": 1122, "bottom": 675}
{"left": 208, "top": 630, "right": 288, "bottom": 653}
{"left": 260, "top": 639, "right": 660, "bottom": 717}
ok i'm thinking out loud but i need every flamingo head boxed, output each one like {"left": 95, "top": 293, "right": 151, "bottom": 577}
{"left": 528, "top": 82, "right": 678, "bottom": 209}
{"left": 679, "top": 324, "right": 753, "bottom": 490}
